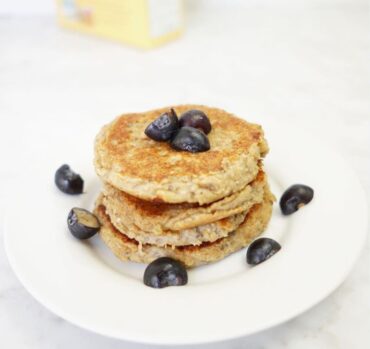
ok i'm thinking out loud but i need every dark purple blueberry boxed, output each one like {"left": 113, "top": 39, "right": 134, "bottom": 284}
{"left": 246, "top": 238, "right": 281, "bottom": 266}
{"left": 67, "top": 208, "right": 100, "bottom": 240}
{"left": 144, "top": 109, "right": 179, "bottom": 141}
{"left": 179, "top": 109, "right": 212, "bottom": 134}
{"left": 170, "top": 126, "right": 210, "bottom": 153}
{"left": 280, "top": 184, "right": 314, "bottom": 215}
{"left": 55, "top": 164, "right": 84, "bottom": 194}
{"left": 143, "top": 257, "right": 188, "bottom": 288}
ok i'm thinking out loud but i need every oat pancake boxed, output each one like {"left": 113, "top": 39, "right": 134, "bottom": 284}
{"left": 103, "top": 197, "right": 247, "bottom": 246}
{"left": 103, "top": 170, "right": 266, "bottom": 234}
{"left": 94, "top": 105, "right": 268, "bottom": 205}
{"left": 94, "top": 189, "right": 274, "bottom": 268}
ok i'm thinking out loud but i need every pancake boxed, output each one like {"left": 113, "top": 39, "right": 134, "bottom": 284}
{"left": 94, "top": 189, "right": 274, "bottom": 268}
{"left": 103, "top": 193, "right": 247, "bottom": 246}
{"left": 94, "top": 105, "right": 268, "bottom": 205}
{"left": 102, "top": 170, "right": 266, "bottom": 234}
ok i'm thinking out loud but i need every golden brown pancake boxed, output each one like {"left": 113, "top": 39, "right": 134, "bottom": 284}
{"left": 101, "top": 192, "right": 248, "bottom": 246}
{"left": 102, "top": 170, "right": 267, "bottom": 235}
{"left": 94, "top": 188, "right": 274, "bottom": 268}
{"left": 94, "top": 105, "right": 268, "bottom": 204}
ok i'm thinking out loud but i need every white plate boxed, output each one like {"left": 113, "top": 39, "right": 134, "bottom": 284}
{"left": 4, "top": 123, "right": 368, "bottom": 345}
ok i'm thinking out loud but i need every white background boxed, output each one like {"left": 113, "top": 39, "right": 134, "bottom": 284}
{"left": 0, "top": 0, "right": 369, "bottom": 348}
{"left": 0, "top": 0, "right": 366, "bottom": 15}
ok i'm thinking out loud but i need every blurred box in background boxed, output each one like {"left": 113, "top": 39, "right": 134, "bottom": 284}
{"left": 56, "top": 0, "right": 183, "bottom": 48}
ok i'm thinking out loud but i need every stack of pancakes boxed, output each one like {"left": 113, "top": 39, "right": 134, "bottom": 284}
{"left": 94, "top": 105, "right": 274, "bottom": 268}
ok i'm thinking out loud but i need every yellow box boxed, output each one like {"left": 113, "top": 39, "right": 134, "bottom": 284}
{"left": 56, "top": 0, "right": 183, "bottom": 48}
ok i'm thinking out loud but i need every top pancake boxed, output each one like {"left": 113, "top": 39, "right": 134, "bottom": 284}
{"left": 94, "top": 105, "right": 268, "bottom": 204}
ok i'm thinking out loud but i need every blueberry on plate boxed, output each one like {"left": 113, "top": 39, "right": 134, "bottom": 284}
{"left": 143, "top": 257, "right": 188, "bottom": 288}
{"left": 67, "top": 208, "right": 100, "bottom": 240}
{"left": 179, "top": 109, "right": 212, "bottom": 134}
{"left": 144, "top": 108, "right": 179, "bottom": 142}
{"left": 55, "top": 164, "right": 84, "bottom": 194}
{"left": 280, "top": 184, "right": 314, "bottom": 215}
{"left": 170, "top": 126, "right": 210, "bottom": 153}
{"left": 246, "top": 238, "right": 281, "bottom": 266}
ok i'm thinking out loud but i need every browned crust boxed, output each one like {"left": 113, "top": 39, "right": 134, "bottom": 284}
{"left": 95, "top": 105, "right": 265, "bottom": 181}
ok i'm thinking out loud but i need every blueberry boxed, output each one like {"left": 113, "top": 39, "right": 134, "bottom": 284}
{"left": 179, "top": 109, "right": 212, "bottom": 134}
{"left": 67, "top": 208, "right": 100, "bottom": 239}
{"left": 144, "top": 109, "right": 179, "bottom": 141}
{"left": 143, "top": 257, "right": 188, "bottom": 288}
{"left": 170, "top": 126, "right": 210, "bottom": 153}
{"left": 280, "top": 184, "right": 314, "bottom": 215}
{"left": 246, "top": 238, "right": 281, "bottom": 266}
{"left": 55, "top": 164, "right": 84, "bottom": 194}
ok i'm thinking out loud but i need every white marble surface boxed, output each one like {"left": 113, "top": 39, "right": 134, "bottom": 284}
{"left": 0, "top": 1, "right": 369, "bottom": 348}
